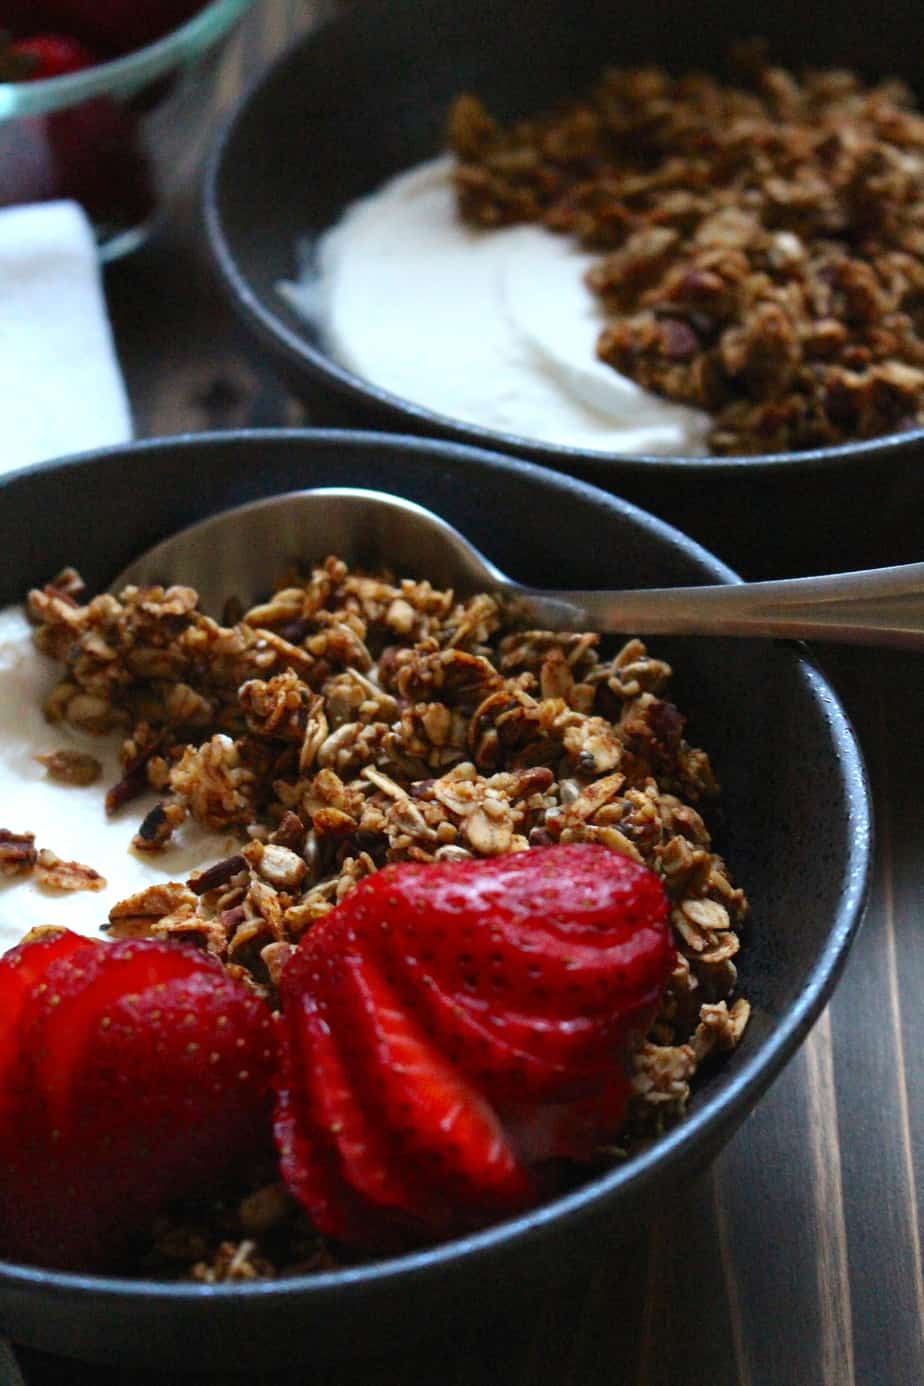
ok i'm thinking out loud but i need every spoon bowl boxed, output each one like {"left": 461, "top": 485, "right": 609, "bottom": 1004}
{"left": 116, "top": 486, "right": 924, "bottom": 649}
{"left": 114, "top": 487, "right": 510, "bottom": 611}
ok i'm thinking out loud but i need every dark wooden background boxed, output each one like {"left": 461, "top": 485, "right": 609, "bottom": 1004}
{"left": 7, "top": 3, "right": 924, "bottom": 1381}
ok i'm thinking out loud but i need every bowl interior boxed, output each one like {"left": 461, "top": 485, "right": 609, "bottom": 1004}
{"left": 207, "top": 0, "right": 924, "bottom": 473}
{"left": 0, "top": 432, "right": 870, "bottom": 1369}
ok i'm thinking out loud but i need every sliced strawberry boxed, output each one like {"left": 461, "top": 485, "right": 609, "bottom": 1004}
{"left": 279, "top": 935, "right": 531, "bottom": 1248}
{"left": 28, "top": 939, "right": 208, "bottom": 1134}
{"left": 0, "top": 929, "right": 95, "bottom": 1106}
{"left": 275, "top": 1021, "right": 376, "bottom": 1252}
{"left": 0, "top": 928, "right": 94, "bottom": 1028}
{"left": 343, "top": 845, "right": 672, "bottom": 1102}
{"left": 278, "top": 948, "right": 416, "bottom": 1250}
{"left": 0, "top": 938, "right": 276, "bottom": 1270}
{"left": 502, "top": 1073, "right": 633, "bottom": 1165}
{"left": 336, "top": 947, "right": 531, "bottom": 1224}
{"left": 275, "top": 844, "right": 673, "bottom": 1250}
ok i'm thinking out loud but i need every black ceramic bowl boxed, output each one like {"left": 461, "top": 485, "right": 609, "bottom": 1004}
{"left": 204, "top": 0, "right": 924, "bottom": 580}
{"left": 0, "top": 431, "right": 870, "bottom": 1372}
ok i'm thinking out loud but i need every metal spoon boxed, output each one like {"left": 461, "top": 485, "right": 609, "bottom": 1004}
{"left": 114, "top": 487, "right": 924, "bottom": 649}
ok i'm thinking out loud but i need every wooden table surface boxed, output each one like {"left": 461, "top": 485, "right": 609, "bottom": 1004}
{"left": 9, "top": 3, "right": 924, "bottom": 1382}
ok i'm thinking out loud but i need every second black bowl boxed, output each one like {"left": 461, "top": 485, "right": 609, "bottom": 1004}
{"left": 205, "top": 0, "right": 924, "bottom": 578}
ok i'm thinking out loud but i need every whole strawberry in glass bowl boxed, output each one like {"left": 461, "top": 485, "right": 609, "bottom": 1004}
{"left": 0, "top": 0, "right": 256, "bottom": 259}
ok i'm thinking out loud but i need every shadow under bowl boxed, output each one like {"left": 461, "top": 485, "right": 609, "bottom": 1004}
{"left": 0, "top": 430, "right": 870, "bottom": 1371}
{"left": 205, "top": 0, "right": 924, "bottom": 579}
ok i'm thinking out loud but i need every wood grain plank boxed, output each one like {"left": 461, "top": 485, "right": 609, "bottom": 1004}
{"left": 562, "top": 1240, "right": 650, "bottom": 1386}
{"left": 509, "top": 1274, "right": 604, "bottom": 1386}
{"left": 803, "top": 1010, "right": 855, "bottom": 1385}
{"left": 877, "top": 654, "right": 924, "bottom": 1193}
{"left": 103, "top": 0, "right": 317, "bottom": 440}
{"left": 821, "top": 651, "right": 924, "bottom": 1386}
{"left": 713, "top": 1167, "right": 751, "bottom": 1386}
{"left": 254, "top": 0, "right": 323, "bottom": 61}
{"left": 875, "top": 665, "right": 924, "bottom": 1347}
{"left": 880, "top": 861, "right": 924, "bottom": 1345}
{"left": 634, "top": 1173, "right": 743, "bottom": 1386}
{"left": 105, "top": 194, "right": 286, "bottom": 438}
{"left": 710, "top": 1042, "right": 833, "bottom": 1386}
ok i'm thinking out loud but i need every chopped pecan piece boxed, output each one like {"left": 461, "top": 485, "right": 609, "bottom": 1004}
{"left": 132, "top": 801, "right": 187, "bottom": 852}
{"left": 188, "top": 854, "right": 248, "bottom": 895}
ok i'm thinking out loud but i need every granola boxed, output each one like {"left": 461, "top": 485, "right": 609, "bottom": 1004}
{"left": 34, "top": 749, "right": 102, "bottom": 786}
{"left": 448, "top": 43, "right": 924, "bottom": 453}
{"left": 0, "top": 830, "right": 104, "bottom": 893}
{"left": 0, "top": 829, "right": 37, "bottom": 878}
{"left": 25, "top": 556, "right": 751, "bottom": 1273}
{"left": 33, "top": 850, "right": 106, "bottom": 894}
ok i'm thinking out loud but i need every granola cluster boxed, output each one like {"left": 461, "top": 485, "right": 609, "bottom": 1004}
{"left": 448, "top": 44, "right": 924, "bottom": 453}
{"left": 25, "top": 557, "right": 750, "bottom": 1276}
{"left": 0, "top": 828, "right": 104, "bottom": 893}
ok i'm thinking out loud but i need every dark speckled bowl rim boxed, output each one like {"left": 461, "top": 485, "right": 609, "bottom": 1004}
{"left": 202, "top": 10, "right": 924, "bottom": 478}
{"left": 0, "top": 429, "right": 872, "bottom": 1315}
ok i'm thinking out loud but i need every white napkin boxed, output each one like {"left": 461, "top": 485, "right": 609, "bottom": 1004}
{"left": 0, "top": 201, "right": 132, "bottom": 475}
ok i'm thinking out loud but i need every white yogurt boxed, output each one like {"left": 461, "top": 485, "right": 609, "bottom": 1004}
{"left": 280, "top": 156, "right": 711, "bottom": 456}
{"left": 0, "top": 607, "right": 236, "bottom": 955}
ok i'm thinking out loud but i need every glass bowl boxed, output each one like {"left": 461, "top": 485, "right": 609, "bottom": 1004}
{"left": 0, "top": 0, "right": 257, "bottom": 260}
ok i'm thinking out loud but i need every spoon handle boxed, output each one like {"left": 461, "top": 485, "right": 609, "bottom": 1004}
{"left": 518, "top": 562, "right": 924, "bottom": 649}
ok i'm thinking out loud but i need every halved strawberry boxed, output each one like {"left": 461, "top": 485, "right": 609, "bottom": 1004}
{"left": 0, "top": 936, "right": 276, "bottom": 1270}
{"left": 275, "top": 844, "right": 673, "bottom": 1250}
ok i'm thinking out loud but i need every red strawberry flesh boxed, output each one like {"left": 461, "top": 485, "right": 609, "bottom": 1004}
{"left": 278, "top": 966, "right": 415, "bottom": 1248}
{"left": 345, "top": 845, "right": 672, "bottom": 1099}
{"left": 338, "top": 950, "right": 532, "bottom": 1218}
{"left": 279, "top": 939, "right": 532, "bottom": 1248}
{"left": 0, "top": 934, "right": 276, "bottom": 1271}
{"left": 275, "top": 844, "right": 674, "bottom": 1250}
{"left": 0, "top": 929, "right": 94, "bottom": 1105}
{"left": 30, "top": 940, "right": 209, "bottom": 1134}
